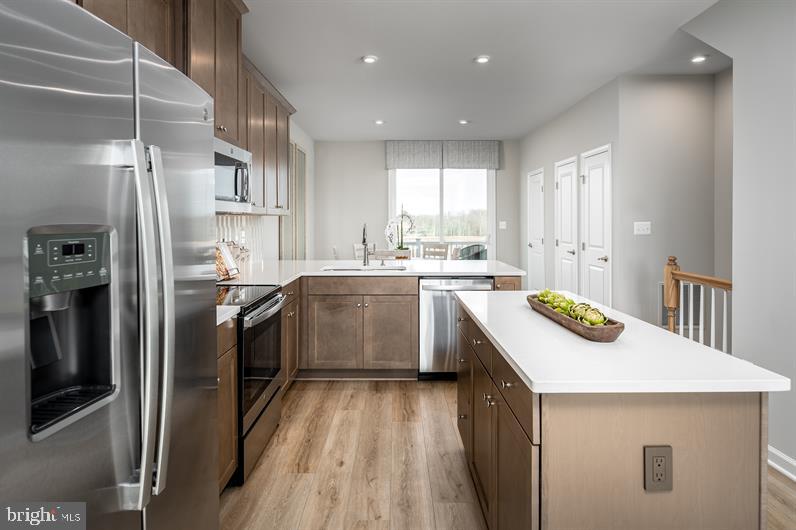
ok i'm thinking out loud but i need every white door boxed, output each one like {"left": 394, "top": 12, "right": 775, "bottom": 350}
{"left": 580, "top": 145, "right": 612, "bottom": 305}
{"left": 527, "top": 169, "right": 545, "bottom": 289}
{"left": 554, "top": 157, "right": 579, "bottom": 293}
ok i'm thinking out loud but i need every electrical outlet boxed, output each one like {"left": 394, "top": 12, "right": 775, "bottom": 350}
{"left": 644, "top": 445, "right": 673, "bottom": 492}
{"left": 499, "top": 221, "right": 507, "bottom": 230}
{"left": 634, "top": 221, "right": 652, "bottom": 235}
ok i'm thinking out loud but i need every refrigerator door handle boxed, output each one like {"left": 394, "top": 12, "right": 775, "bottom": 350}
{"left": 148, "top": 145, "right": 175, "bottom": 496}
{"left": 129, "top": 139, "right": 161, "bottom": 510}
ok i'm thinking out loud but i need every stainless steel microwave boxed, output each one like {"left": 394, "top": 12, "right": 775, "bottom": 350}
{"left": 214, "top": 137, "right": 252, "bottom": 203}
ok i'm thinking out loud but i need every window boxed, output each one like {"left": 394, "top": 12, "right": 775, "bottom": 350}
{"left": 390, "top": 168, "right": 495, "bottom": 259}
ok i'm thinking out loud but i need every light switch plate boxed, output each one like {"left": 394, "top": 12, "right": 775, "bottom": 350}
{"left": 498, "top": 221, "right": 507, "bottom": 230}
{"left": 634, "top": 221, "right": 652, "bottom": 235}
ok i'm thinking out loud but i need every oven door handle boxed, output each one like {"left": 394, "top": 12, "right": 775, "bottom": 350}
{"left": 243, "top": 294, "right": 288, "bottom": 329}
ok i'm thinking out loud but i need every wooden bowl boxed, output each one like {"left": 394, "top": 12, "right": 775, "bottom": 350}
{"left": 527, "top": 294, "right": 625, "bottom": 343}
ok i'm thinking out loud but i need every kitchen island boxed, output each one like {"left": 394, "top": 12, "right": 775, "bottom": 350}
{"left": 454, "top": 290, "right": 789, "bottom": 530}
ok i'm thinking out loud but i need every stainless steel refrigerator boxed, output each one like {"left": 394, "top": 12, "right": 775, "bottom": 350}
{"left": 0, "top": 2, "right": 218, "bottom": 529}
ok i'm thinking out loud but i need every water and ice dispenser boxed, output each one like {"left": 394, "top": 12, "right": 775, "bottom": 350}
{"left": 27, "top": 226, "right": 118, "bottom": 440}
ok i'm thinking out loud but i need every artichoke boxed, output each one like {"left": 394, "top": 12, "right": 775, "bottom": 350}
{"left": 569, "top": 303, "right": 590, "bottom": 319}
{"left": 581, "top": 307, "right": 607, "bottom": 326}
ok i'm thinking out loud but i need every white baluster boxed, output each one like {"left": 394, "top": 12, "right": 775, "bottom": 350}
{"left": 722, "top": 290, "right": 728, "bottom": 353}
{"left": 710, "top": 287, "right": 716, "bottom": 349}
{"left": 699, "top": 285, "right": 705, "bottom": 345}
{"left": 688, "top": 283, "right": 694, "bottom": 340}
{"left": 679, "top": 282, "right": 685, "bottom": 337}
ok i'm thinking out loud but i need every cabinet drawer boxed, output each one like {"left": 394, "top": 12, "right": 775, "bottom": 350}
{"left": 494, "top": 276, "right": 521, "bottom": 291}
{"left": 307, "top": 276, "right": 417, "bottom": 296}
{"left": 493, "top": 351, "right": 540, "bottom": 445}
{"left": 217, "top": 317, "right": 237, "bottom": 357}
{"left": 282, "top": 278, "right": 300, "bottom": 305}
{"left": 466, "top": 321, "right": 492, "bottom": 375}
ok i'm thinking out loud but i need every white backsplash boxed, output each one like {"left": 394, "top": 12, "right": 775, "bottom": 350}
{"left": 216, "top": 214, "right": 280, "bottom": 262}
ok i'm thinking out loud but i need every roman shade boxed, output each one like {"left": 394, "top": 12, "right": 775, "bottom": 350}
{"left": 385, "top": 140, "right": 500, "bottom": 169}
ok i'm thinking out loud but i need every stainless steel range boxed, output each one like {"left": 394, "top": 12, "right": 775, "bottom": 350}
{"left": 217, "top": 285, "right": 287, "bottom": 484}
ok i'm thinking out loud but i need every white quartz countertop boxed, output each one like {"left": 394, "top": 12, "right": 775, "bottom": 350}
{"left": 218, "top": 259, "right": 525, "bottom": 287}
{"left": 216, "top": 305, "right": 240, "bottom": 326}
{"left": 455, "top": 290, "right": 790, "bottom": 394}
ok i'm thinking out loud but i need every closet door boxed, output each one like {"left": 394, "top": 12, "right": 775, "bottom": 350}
{"left": 527, "top": 169, "right": 545, "bottom": 290}
{"left": 580, "top": 145, "right": 612, "bottom": 306}
{"left": 554, "top": 157, "right": 579, "bottom": 293}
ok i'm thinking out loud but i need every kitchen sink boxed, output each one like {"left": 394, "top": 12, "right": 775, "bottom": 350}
{"left": 321, "top": 264, "right": 407, "bottom": 271}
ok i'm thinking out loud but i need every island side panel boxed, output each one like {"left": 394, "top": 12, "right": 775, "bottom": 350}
{"left": 540, "top": 392, "right": 762, "bottom": 530}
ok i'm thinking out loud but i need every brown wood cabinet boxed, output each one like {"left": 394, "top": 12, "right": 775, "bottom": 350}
{"left": 363, "top": 295, "right": 418, "bottom": 369}
{"left": 213, "top": 0, "right": 242, "bottom": 144}
{"left": 186, "top": 0, "right": 215, "bottom": 95}
{"left": 217, "top": 319, "right": 237, "bottom": 492}
{"left": 282, "top": 299, "right": 299, "bottom": 390}
{"left": 79, "top": 0, "right": 176, "bottom": 65}
{"left": 494, "top": 276, "right": 521, "bottom": 291}
{"left": 305, "top": 291, "right": 419, "bottom": 371}
{"left": 495, "top": 397, "right": 539, "bottom": 530}
{"left": 245, "top": 70, "right": 265, "bottom": 207}
{"left": 274, "top": 104, "right": 290, "bottom": 211}
{"left": 471, "top": 355, "right": 495, "bottom": 523}
{"left": 307, "top": 295, "right": 363, "bottom": 369}
{"left": 456, "top": 328, "right": 472, "bottom": 462}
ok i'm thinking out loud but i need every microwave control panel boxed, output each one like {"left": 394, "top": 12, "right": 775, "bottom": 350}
{"left": 27, "top": 228, "right": 111, "bottom": 298}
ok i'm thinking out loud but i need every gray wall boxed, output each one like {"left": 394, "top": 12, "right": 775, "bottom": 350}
{"left": 313, "top": 140, "right": 522, "bottom": 265}
{"left": 615, "top": 75, "right": 717, "bottom": 323}
{"left": 685, "top": 0, "right": 796, "bottom": 478}
{"left": 713, "top": 68, "right": 733, "bottom": 279}
{"left": 313, "top": 141, "right": 388, "bottom": 259}
{"left": 519, "top": 80, "right": 620, "bottom": 286}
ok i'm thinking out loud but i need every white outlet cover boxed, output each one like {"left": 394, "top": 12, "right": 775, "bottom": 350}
{"left": 634, "top": 221, "right": 652, "bottom": 235}
{"left": 498, "top": 221, "right": 507, "bottom": 230}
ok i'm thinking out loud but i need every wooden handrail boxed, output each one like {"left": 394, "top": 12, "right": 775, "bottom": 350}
{"left": 663, "top": 256, "right": 732, "bottom": 333}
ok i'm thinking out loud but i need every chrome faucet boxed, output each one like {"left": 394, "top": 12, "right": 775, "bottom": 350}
{"left": 362, "top": 223, "right": 369, "bottom": 266}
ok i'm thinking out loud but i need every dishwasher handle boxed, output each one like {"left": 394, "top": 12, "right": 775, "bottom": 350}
{"left": 421, "top": 284, "right": 494, "bottom": 292}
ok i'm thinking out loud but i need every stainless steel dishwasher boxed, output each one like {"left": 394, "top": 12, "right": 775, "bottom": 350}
{"left": 419, "top": 278, "right": 494, "bottom": 377}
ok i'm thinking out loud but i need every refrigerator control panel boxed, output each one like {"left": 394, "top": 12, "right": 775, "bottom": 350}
{"left": 27, "top": 229, "right": 111, "bottom": 298}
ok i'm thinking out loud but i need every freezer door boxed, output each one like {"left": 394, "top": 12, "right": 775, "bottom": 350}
{"left": 0, "top": 2, "right": 143, "bottom": 529}
{"left": 135, "top": 45, "right": 218, "bottom": 530}
{"left": 419, "top": 278, "right": 494, "bottom": 373}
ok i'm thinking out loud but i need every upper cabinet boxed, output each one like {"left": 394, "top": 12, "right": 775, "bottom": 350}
{"left": 186, "top": 0, "right": 215, "bottom": 96}
{"left": 212, "top": 0, "right": 244, "bottom": 145}
{"left": 79, "top": 0, "right": 176, "bottom": 65}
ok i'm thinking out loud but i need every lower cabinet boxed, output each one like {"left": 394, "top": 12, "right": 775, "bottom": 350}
{"left": 217, "top": 345, "right": 237, "bottom": 491}
{"left": 471, "top": 356, "right": 496, "bottom": 522}
{"left": 307, "top": 295, "right": 363, "bottom": 369}
{"left": 459, "top": 304, "right": 539, "bottom": 530}
{"left": 494, "top": 276, "right": 521, "bottom": 291}
{"left": 282, "top": 299, "right": 299, "bottom": 389}
{"left": 456, "top": 329, "right": 472, "bottom": 461}
{"left": 495, "top": 397, "right": 539, "bottom": 530}
{"left": 307, "top": 294, "right": 418, "bottom": 370}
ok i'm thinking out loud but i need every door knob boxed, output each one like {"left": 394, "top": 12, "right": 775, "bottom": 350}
{"left": 567, "top": 249, "right": 576, "bottom": 255}
{"left": 527, "top": 242, "right": 533, "bottom": 248}
{"left": 598, "top": 255, "right": 609, "bottom": 262}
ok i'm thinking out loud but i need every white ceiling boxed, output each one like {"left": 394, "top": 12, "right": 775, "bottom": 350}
{"left": 243, "top": 1, "right": 719, "bottom": 141}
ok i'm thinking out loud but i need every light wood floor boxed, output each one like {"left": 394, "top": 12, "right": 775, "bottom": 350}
{"left": 221, "top": 380, "right": 796, "bottom": 530}
{"left": 221, "top": 380, "right": 484, "bottom": 530}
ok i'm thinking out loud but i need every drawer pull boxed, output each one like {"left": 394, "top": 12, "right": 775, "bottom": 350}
{"left": 287, "top": 291, "right": 294, "bottom": 296}
{"left": 485, "top": 396, "right": 496, "bottom": 407}
{"left": 457, "top": 316, "right": 466, "bottom": 322}
{"left": 216, "top": 124, "right": 228, "bottom": 132}
{"left": 501, "top": 380, "right": 514, "bottom": 389}
{"left": 458, "top": 414, "right": 467, "bottom": 420}
{"left": 458, "top": 358, "right": 467, "bottom": 364}
{"left": 472, "top": 338, "right": 485, "bottom": 347}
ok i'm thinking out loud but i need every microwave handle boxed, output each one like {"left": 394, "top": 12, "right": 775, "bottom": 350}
{"left": 239, "top": 164, "right": 249, "bottom": 202}
{"left": 234, "top": 166, "right": 240, "bottom": 201}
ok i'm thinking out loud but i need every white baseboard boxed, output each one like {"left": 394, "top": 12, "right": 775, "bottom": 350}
{"left": 768, "top": 445, "right": 796, "bottom": 482}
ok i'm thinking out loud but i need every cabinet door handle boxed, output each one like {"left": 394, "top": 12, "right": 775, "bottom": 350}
{"left": 501, "top": 380, "right": 514, "bottom": 389}
{"left": 458, "top": 414, "right": 467, "bottom": 420}
{"left": 356, "top": 303, "right": 362, "bottom": 308}
{"left": 216, "top": 124, "right": 228, "bottom": 132}
{"left": 458, "top": 358, "right": 467, "bottom": 364}
{"left": 457, "top": 316, "right": 466, "bottom": 322}
{"left": 472, "top": 338, "right": 484, "bottom": 347}
{"left": 486, "top": 398, "right": 496, "bottom": 408}
{"left": 364, "top": 303, "right": 369, "bottom": 308}
{"left": 287, "top": 291, "right": 294, "bottom": 296}
{"left": 567, "top": 249, "right": 576, "bottom": 255}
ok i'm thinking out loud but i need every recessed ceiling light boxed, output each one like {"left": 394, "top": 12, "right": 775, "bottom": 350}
{"left": 362, "top": 55, "right": 379, "bottom": 64}
{"left": 474, "top": 55, "right": 490, "bottom": 64}
{"left": 691, "top": 55, "right": 708, "bottom": 63}
{"left": 458, "top": 119, "right": 470, "bottom": 125}
{"left": 375, "top": 119, "right": 385, "bottom": 125}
